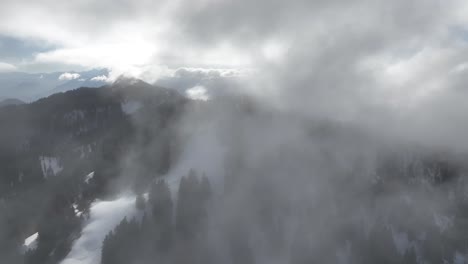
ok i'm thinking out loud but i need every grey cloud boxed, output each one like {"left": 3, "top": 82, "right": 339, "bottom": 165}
{"left": 1, "top": 0, "right": 468, "bottom": 152}
{"left": 171, "top": 0, "right": 468, "bottom": 152}
{"left": 3, "top": 1, "right": 468, "bottom": 263}
{"left": 155, "top": 67, "right": 249, "bottom": 98}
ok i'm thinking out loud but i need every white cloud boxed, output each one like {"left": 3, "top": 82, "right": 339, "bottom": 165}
{"left": 58, "top": 72, "right": 80, "bottom": 81}
{"left": 90, "top": 75, "right": 110, "bottom": 82}
{"left": 185, "top": 85, "right": 210, "bottom": 101}
{"left": 0, "top": 62, "right": 17, "bottom": 72}
{"left": 174, "top": 67, "right": 253, "bottom": 79}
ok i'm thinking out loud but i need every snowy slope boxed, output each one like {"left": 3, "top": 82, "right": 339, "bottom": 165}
{"left": 84, "top": 172, "right": 95, "bottom": 184}
{"left": 23, "top": 232, "right": 38, "bottom": 251}
{"left": 60, "top": 195, "right": 138, "bottom": 264}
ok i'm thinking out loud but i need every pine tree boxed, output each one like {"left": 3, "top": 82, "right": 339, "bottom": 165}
{"left": 148, "top": 179, "right": 173, "bottom": 251}
{"left": 149, "top": 180, "right": 173, "bottom": 227}
{"left": 176, "top": 170, "right": 212, "bottom": 239}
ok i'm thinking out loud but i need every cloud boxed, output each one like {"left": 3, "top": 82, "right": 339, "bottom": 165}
{"left": 174, "top": 67, "right": 251, "bottom": 79}
{"left": 155, "top": 67, "right": 251, "bottom": 99}
{"left": 90, "top": 75, "right": 110, "bottom": 82}
{"left": 0, "top": 0, "right": 468, "bottom": 149}
{"left": 3, "top": 2, "right": 468, "bottom": 262}
{"left": 0, "top": 61, "right": 17, "bottom": 72}
{"left": 185, "top": 85, "right": 210, "bottom": 101}
{"left": 58, "top": 72, "right": 80, "bottom": 81}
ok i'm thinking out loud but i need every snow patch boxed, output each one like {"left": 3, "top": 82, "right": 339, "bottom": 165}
{"left": 61, "top": 195, "right": 138, "bottom": 264}
{"left": 121, "top": 100, "right": 142, "bottom": 115}
{"left": 39, "top": 156, "right": 63, "bottom": 178}
{"left": 24, "top": 232, "right": 38, "bottom": 250}
{"left": 85, "top": 172, "right": 95, "bottom": 184}
{"left": 73, "top": 203, "right": 83, "bottom": 217}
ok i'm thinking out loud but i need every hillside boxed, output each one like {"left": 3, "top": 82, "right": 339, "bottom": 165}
{"left": 0, "top": 80, "right": 187, "bottom": 263}
{"left": 2, "top": 80, "right": 468, "bottom": 264}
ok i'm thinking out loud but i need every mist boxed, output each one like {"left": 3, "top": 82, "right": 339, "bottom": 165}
{"left": 93, "top": 81, "right": 468, "bottom": 263}
{"left": 3, "top": 0, "right": 468, "bottom": 264}
{"left": 152, "top": 91, "right": 467, "bottom": 263}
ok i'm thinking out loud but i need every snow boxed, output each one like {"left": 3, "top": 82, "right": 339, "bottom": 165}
{"left": 39, "top": 156, "right": 63, "bottom": 177}
{"left": 60, "top": 195, "right": 138, "bottom": 264}
{"left": 85, "top": 172, "right": 95, "bottom": 184}
{"left": 121, "top": 100, "right": 142, "bottom": 114}
{"left": 24, "top": 232, "right": 38, "bottom": 250}
{"left": 73, "top": 203, "right": 83, "bottom": 217}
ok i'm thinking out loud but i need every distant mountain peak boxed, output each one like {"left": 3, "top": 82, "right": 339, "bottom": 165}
{"left": 0, "top": 98, "right": 25, "bottom": 107}
{"left": 113, "top": 76, "right": 152, "bottom": 88}
{"left": 108, "top": 75, "right": 184, "bottom": 103}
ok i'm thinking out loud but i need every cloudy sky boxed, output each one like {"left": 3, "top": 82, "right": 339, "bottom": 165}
{"left": 2, "top": 0, "right": 468, "bottom": 135}
{"left": 0, "top": 0, "right": 462, "bottom": 77}
{"left": 0, "top": 0, "right": 261, "bottom": 78}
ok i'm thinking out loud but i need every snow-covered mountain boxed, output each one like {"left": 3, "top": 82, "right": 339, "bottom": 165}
{"left": 3, "top": 79, "right": 468, "bottom": 264}
{"left": 0, "top": 79, "right": 186, "bottom": 264}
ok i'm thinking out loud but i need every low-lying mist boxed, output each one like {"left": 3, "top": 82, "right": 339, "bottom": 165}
{"left": 103, "top": 79, "right": 468, "bottom": 263}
